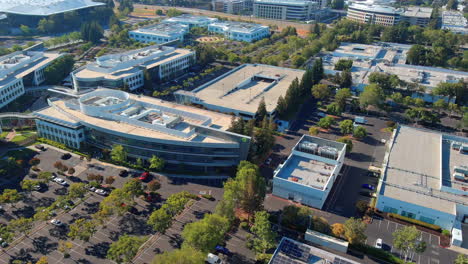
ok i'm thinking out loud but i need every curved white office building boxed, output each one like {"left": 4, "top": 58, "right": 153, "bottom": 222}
{"left": 34, "top": 89, "right": 251, "bottom": 174}
{"left": 347, "top": 3, "right": 401, "bottom": 26}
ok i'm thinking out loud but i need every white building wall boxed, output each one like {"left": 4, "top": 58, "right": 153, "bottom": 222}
{"left": 123, "top": 71, "right": 144, "bottom": 91}
{"left": 129, "top": 32, "right": 183, "bottom": 44}
{"left": 0, "top": 79, "right": 25, "bottom": 109}
{"left": 159, "top": 52, "right": 195, "bottom": 80}
{"left": 36, "top": 120, "right": 85, "bottom": 149}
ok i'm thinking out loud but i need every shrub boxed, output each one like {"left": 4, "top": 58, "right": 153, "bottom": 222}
{"left": 442, "top": 229, "right": 451, "bottom": 236}
{"left": 201, "top": 194, "right": 214, "bottom": 200}
{"left": 29, "top": 158, "right": 40, "bottom": 166}
{"left": 388, "top": 213, "right": 442, "bottom": 232}
{"left": 386, "top": 121, "right": 396, "bottom": 128}
{"left": 32, "top": 166, "right": 40, "bottom": 172}
{"left": 105, "top": 176, "right": 115, "bottom": 185}
{"left": 147, "top": 180, "right": 161, "bottom": 192}
{"left": 350, "top": 243, "right": 404, "bottom": 264}
{"left": 68, "top": 168, "right": 75, "bottom": 175}
{"left": 240, "top": 221, "right": 249, "bottom": 230}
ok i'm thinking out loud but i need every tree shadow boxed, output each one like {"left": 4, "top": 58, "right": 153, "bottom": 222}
{"left": 81, "top": 201, "right": 100, "bottom": 215}
{"left": 12, "top": 205, "right": 35, "bottom": 218}
{"left": 9, "top": 248, "right": 37, "bottom": 264}
{"left": 229, "top": 252, "right": 255, "bottom": 264}
{"left": 68, "top": 176, "right": 82, "bottom": 183}
{"left": 54, "top": 187, "right": 68, "bottom": 196}
{"left": 168, "top": 233, "right": 183, "bottom": 248}
{"left": 28, "top": 197, "right": 55, "bottom": 208}
{"left": 49, "top": 225, "right": 70, "bottom": 240}
{"left": 118, "top": 214, "right": 152, "bottom": 235}
{"left": 85, "top": 241, "right": 110, "bottom": 258}
{"left": 76, "top": 259, "right": 93, "bottom": 264}
{"left": 32, "top": 236, "right": 58, "bottom": 255}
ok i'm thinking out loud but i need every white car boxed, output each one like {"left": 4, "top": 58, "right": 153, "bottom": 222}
{"left": 50, "top": 219, "right": 63, "bottom": 226}
{"left": 95, "top": 189, "right": 108, "bottom": 196}
{"left": 54, "top": 178, "right": 68, "bottom": 186}
{"left": 375, "top": 238, "right": 383, "bottom": 249}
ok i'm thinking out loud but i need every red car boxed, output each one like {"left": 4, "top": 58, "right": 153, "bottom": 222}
{"left": 139, "top": 172, "right": 150, "bottom": 181}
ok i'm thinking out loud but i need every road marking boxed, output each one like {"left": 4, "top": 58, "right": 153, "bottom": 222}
{"left": 387, "top": 220, "right": 390, "bottom": 231}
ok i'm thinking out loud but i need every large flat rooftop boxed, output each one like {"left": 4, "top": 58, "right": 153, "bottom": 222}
{"left": 182, "top": 64, "right": 305, "bottom": 115}
{"left": 403, "top": 6, "right": 432, "bottom": 18}
{"left": 130, "top": 23, "right": 188, "bottom": 37}
{"left": 0, "top": 0, "right": 104, "bottom": 16}
{"left": 209, "top": 21, "right": 269, "bottom": 33}
{"left": 36, "top": 89, "right": 238, "bottom": 144}
{"left": 381, "top": 126, "right": 468, "bottom": 215}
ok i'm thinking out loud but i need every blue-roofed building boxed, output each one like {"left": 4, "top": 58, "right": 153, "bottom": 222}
{"left": 272, "top": 135, "right": 346, "bottom": 209}
{"left": 163, "top": 14, "right": 218, "bottom": 29}
{"left": 269, "top": 237, "right": 360, "bottom": 264}
{"left": 129, "top": 23, "right": 189, "bottom": 44}
{"left": 208, "top": 21, "right": 270, "bottom": 42}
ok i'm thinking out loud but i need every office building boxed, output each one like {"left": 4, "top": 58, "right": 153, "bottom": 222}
{"left": 253, "top": 0, "right": 322, "bottom": 21}
{"left": 401, "top": 6, "right": 432, "bottom": 27}
{"left": 376, "top": 125, "right": 468, "bottom": 246}
{"left": 322, "top": 42, "right": 468, "bottom": 102}
{"left": 34, "top": 88, "right": 251, "bottom": 173}
{"left": 174, "top": 64, "right": 305, "bottom": 119}
{"left": 163, "top": 14, "right": 218, "bottom": 29}
{"left": 269, "top": 237, "right": 360, "bottom": 264}
{"left": 347, "top": 3, "right": 401, "bottom": 26}
{"left": 0, "top": 50, "right": 63, "bottom": 109}
{"left": 212, "top": 0, "right": 253, "bottom": 14}
{"left": 272, "top": 135, "right": 346, "bottom": 209}
{"left": 129, "top": 23, "right": 189, "bottom": 44}
{"left": 0, "top": 0, "right": 105, "bottom": 17}
{"left": 442, "top": 11, "right": 468, "bottom": 35}
{"left": 71, "top": 45, "right": 195, "bottom": 91}
{"left": 208, "top": 21, "right": 270, "bottom": 42}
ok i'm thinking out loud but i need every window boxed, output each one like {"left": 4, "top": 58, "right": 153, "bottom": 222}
{"left": 401, "top": 210, "right": 416, "bottom": 219}
{"left": 383, "top": 206, "right": 398, "bottom": 214}
{"left": 419, "top": 216, "right": 435, "bottom": 225}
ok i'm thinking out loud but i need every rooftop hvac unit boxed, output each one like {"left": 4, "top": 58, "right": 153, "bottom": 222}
{"left": 455, "top": 166, "right": 468, "bottom": 175}
{"left": 298, "top": 141, "right": 318, "bottom": 154}
{"left": 461, "top": 144, "right": 468, "bottom": 152}
{"left": 451, "top": 141, "right": 462, "bottom": 150}
{"left": 318, "top": 146, "right": 338, "bottom": 159}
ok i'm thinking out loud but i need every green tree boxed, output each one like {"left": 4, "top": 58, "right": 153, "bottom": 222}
{"left": 309, "top": 126, "right": 319, "bottom": 135}
{"left": 68, "top": 219, "right": 97, "bottom": 242}
{"left": 166, "top": 8, "right": 182, "bottom": 17}
{"left": 390, "top": 92, "right": 403, "bottom": 104}
{"left": 334, "top": 59, "right": 353, "bottom": 71}
{"left": 414, "top": 98, "right": 425, "bottom": 107}
{"left": 343, "top": 218, "right": 367, "bottom": 245}
{"left": 107, "top": 235, "right": 147, "bottom": 263}
{"left": 338, "top": 70, "right": 352, "bottom": 88}
{"left": 98, "top": 188, "right": 133, "bottom": 217}
{"left": 111, "top": 144, "right": 127, "bottom": 163}
{"left": 455, "top": 254, "right": 468, "bottom": 264}
{"left": 80, "top": 21, "right": 103, "bottom": 43}
{"left": 36, "top": 256, "right": 49, "bottom": 264}
{"left": 337, "top": 137, "right": 353, "bottom": 153}
{"left": 151, "top": 247, "right": 205, "bottom": 264}
{"left": 311, "top": 84, "right": 331, "bottom": 100}
{"left": 182, "top": 214, "right": 229, "bottom": 253}
{"left": 275, "top": 95, "right": 288, "bottom": 119}
{"left": 147, "top": 208, "right": 173, "bottom": 234}
{"left": 433, "top": 99, "right": 448, "bottom": 113}
{"left": 359, "top": 84, "right": 384, "bottom": 109}
{"left": 255, "top": 97, "right": 268, "bottom": 123}
{"left": 339, "top": 120, "right": 354, "bottom": 135}
{"left": 311, "top": 58, "right": 324, "bottom": 84}
{"left": 68, "top": 183, "right": 87, "bottom": 199}
{"left": 21, "top": 179, "right": 38, "bottom": 196}
{"left": 0, "top": 189, "right": 22, "bottom": 207}
{"left": 20, "top": 25, "right": 32, "bottom": 36}
{"left": 368, "top": 72, "right": 400, "bottom": 91}
{"left": 236, "top": 161, "right": 266, "bottom": 218}
{"left": 318, "top": 116, "right": 335, "bottom": 129}
{"left": 122, "top": 179, "right": 144, "bottom": 201}
{"left": 326, "top": 102, "right": 342, "bottom": 116}
{"left": 34, "top": 207, "right": 53, "bottom": 221}
{"left": 353, "top": 126, "right": 367, "bottom": 139}
{"left": 335, "top": 88, "right": 352, "bottom": 108}
{"left": 393, "top": 225, "right": 426, "bottom": 262}
{"left": 156, "top": 9, "right": 164, "bottom": 16}
{"left": 446, "top": 0, "right": 459, "bottom": 10}
{"left": 44, "top": 55, "right": 74, "bottom": 85}
{"left": 9, "top": 217, "right": 33, "bottom": 237}
{"left": 251, "top": 211, "right": 276, "bottom": 254}
{"left": 292, "top": 55, "right": 306, "bottom": 67}
{"left": 462, "top": 111, "right": 468, "bottom": 129}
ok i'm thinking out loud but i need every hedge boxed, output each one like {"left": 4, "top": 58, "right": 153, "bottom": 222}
{"left": 36, "top": 138, "right": 91, "bottom": 159}
{"left": 388, "top": 213, "right": 441, "bottom": 232}
{"left": 350, "top": 243, "right": 405, "bottom": 264}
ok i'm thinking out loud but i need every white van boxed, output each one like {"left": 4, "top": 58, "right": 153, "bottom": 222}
{"left": 206, "top": 253, "right": 223, "bottom": 264}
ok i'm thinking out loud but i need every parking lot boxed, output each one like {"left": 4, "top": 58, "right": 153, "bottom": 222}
{"left": 0, "top": 146, "right": 224, "bottom": 263}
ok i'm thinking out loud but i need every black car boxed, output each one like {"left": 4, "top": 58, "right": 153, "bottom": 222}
{"left": 119, "top": 170, "right": 129, "bottom": 177}
{"left": 61, "top": 153, "right": 72, "bottom": 160}
{"left": 359, "top": 191, "right": 374, "bottom": 198}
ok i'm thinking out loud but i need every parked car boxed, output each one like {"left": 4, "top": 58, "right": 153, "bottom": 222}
{"left": 34, "top": 144, "right": 46, "bottom": 151}
{"left": 119, "top": 170, "right": 129, "bottom": 177}
{"left": 54, "top": 178, "right": 68, "bottom": 186}
{"left": 367, "top": 171, "right": 380, "bottom": 178}
{"left": 85, "top": 185, "right": 97, "bottom": 192}
{"left": 139, "top": 172, "right": 150, "bottom": 181}
{"left": 265, "top": 157, "right": 272, "bottom": 166}
{"left": 33, "top": 183, "right": 46, "bottom": 192}
{"left": 359, "top": 191, "right": 375, "bottom": 198}
{"left": 361, "top": 184, "right": 375, "bottom": 190}
{"left": 61, "top": 153, "right": 72, "bottom": 160}
{"left": 206, "top": 253, "right": 222, "bottom": 264}
{"left": 0, "top": 238, "right": 8, "bottom": 248}
{"left": 95, "top": 189, "right": 108, "bottom": 196}
{"left": 317, "top": 112, "right": 327, "bottom": 117}
{"left": 375, "top": 238, "right": 383, "bottom": 249}
{"left": 50, "top": 219, "right": 63, "bottom": 226}
{"left": 215, "top": 245, "right": 231, "bottom": 255}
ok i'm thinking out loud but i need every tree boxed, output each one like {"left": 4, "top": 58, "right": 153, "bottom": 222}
{"left": 111, "top": 144, "right": 127, "bottom": 163}
{"left": 326, "top": 102, "right": 342, "bottom": 116}
{"left": 275, "top": 95, "right": 287, "bottom": 119}
{"left": 105, "top": 176, "right": 115, "bottom": 185}
{"left": 337, "top": 137, "right": 353, "bottom": 153}
{"left": 68, "top": 183, "right": 87, "bottom": 199}
{"left": 99, "top": 189, "right": 133, "bottom": 217}
{"left": 339, "top": 120, "right": 354, "bottom": 135}
{"left": 390, "top": 92, "right": 403, "bottom": 104}
{"left": 0, "top": 189, "right": 22, "bottom": 207}
{"left": 20, "top": 25, "right": 32, "bottom": 36}
{"left": 414, "top": 98, "right": 425, "bottom": 107}
{"left": 311, "top": 84, "right": 331, "bottom": 100}
{"left": 368, "top": 72, "right": 400, "bottom": 91}
{"left": 58, "top": 240, "right": 73, "bottom": 257}
{"left": 155, "top": 9, "right": 164, "bottom": 16}
{"left": 393, "top": 225, "right": 426, "bottom": 262}
{"left": 151, "top": 247, "right": 205, "bottom": 264}
{"left": 462, "top": 112, "right": 468, "bottom": 129}
{"left": 433, "top": 99, "right": 447, "bottom": 113}
{"left": 455, "top": 254, "right": 468, "bottom": 264}
{"left": 331, "top": 223, "right": 345, "bottom": 238}
{"left": 122, "top": 179, "right": 144, "bottom": 201}
{"left": 148, "top": 155, "right": 164, "bottom": 171}
{"left": 334, "top": 59, "right": 353, "bottom": 71}
{"left": 335, "top": 88, "right": 352, "bottom": 108}
{"left": 309, "top": 126, "right": 319, "bottom": 135}
{"left": 236, "top": 161, "right": 266, "bottom": 218}
{"left": 359, "top": 84, "right": 384, "bottom": 109}
{"left": 292, "top": 55, "right": 306, "bottom": 67}
{"left": 353, "top": 126, "right": 367, "bottom": 139}
{"left": 343, "top": 218, "right": 367, "bottom": 245}
{"left": 251, "top": 211, "right": 276, "bottom": 254}
{"left": 44, "top": 55, "right": 74, "bottom": 85}
{"left": 80, "top": 21, "right": 103, "bottom": 43}
{"left": 36, "top": 256, "right": 49, "bottom": 264}
{"left": 311, "top": 58, "right": 324, "bottom": 84}
{"left": 68, "top": 219, "right": 96, "bottom": 242}
{"left": 21, "top": 179, "right": 38, "bottom": 196}
{"left": 9, "top": 217, "right": 33, "bottom": 237}
{"left": 255, "top": 97, "right": 268, "bottom": 123}
{"left": 147, "top": 208, "right": 173, "bottom": 234}
{"left": 147, "top": 180, "right": 161, "bottom": 191}
{"left": 338, "top": 70, "right": 353, "bottom": 88}
{"left": 166, "top": 8, "right": 182, "bottom": 17}
{"left": 182, "top": 214, "right": 229, "bottom": 252}
{"left": 446, "top": 0, "right": 459, "bottom": 10}
{"left": 107, "top": 235, "right": 147, "bottom": 263}
{"left": 318, "top": 116, "right": 335, "bottom": 129}
{"left": 355, "top": 200, "right": 368, "bottom": 214}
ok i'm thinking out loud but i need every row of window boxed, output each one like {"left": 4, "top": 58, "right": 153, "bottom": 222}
{"left": 37, "top": 123, "right": 83, "bottom": 139}
{"left": 0, "top": 81, "right": 24, "bottom": 106}
{"left": 383, "top": 206, "right": 436, "bottom": 225}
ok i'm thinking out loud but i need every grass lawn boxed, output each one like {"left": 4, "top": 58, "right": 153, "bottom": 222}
{"left": 0, "top": 131, "right": 8, "bottom": 139}
{"left": 10, "top": 132, "right": 36, "bottom": 143}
